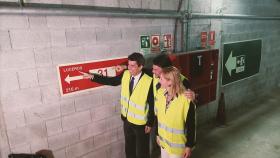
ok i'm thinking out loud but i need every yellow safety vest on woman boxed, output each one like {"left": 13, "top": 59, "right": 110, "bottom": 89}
{"left": 120, "top": 70, "right": 152, "bottom": 125}
{"left": 155, "top": 88, "right": 191, "bottom": 155}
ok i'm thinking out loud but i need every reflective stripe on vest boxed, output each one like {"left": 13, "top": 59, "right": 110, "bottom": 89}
{"left": 121, "top": 105, "right": 147, "bottom": 121}
{"left": 158, "top": 122, "right": 185, "bottom": 134}
{"left": 121, "top": 96, "right": 146, "bottom": 111}
{"left": 158, "top": 135, "right": 185, "bottom": 148}
{"left": 127, "top": 111, "right": 147, "bottom": 121}
{"left": 121, "top": 105, "right": 128, "bottom": 114}
{"left": 128, "top": 100, "right": 146, "bottom": 111}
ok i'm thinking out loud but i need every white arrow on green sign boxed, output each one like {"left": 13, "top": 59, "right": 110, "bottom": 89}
{"left": 225, "top": 51, "right": 236, "bottom": 76}
{"left": 225, "top": 51, "right": 246, "bottom": 76}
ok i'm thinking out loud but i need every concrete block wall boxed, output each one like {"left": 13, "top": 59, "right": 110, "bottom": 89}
{"left": 1, "top": 0, "right": 279, "bottom": 158}
{"left": 187, "top": 0, "right": 280, "bottom": 124}
{"left": 0, "top": 1, "right": 179, "bottom": 158}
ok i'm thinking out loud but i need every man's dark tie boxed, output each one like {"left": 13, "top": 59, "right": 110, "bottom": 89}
{"left": 129, "top": 77, "right": 135, "bottom": 95}
{"left": 156, "top": 82, "right": 161, "bottom": 90}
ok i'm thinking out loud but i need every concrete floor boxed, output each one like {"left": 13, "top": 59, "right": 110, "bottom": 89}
{"left": 192, "top": 88, "right": 280, "bottom": 158}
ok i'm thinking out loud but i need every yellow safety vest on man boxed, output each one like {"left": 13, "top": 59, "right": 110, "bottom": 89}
{"left": 120, "top": 70, "right": 152, "bottom": 125}
{"left": 155, "top": 88, "right": 191, "bottom": 156}
{"left": 152, "top": 75, "right": 160, "bottom": 98}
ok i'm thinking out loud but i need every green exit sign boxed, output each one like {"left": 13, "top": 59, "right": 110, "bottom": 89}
{"left": 222, "top": 39, "right": 262, "bottom": 85}
{"left": 140, "top": 35, "right": 150, "bottom": 49}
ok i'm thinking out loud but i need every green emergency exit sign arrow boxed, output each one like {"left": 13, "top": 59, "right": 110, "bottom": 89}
{"left": 225, "top": 51, "right": 246, "bottom": 76}
{"left": 222, "top": 39, "right": 261, "bottom": 85}
{"left": 225, "top": 51, "right": 236, "bottom": 76}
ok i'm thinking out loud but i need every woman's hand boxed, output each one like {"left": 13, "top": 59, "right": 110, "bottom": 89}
{"left": 183, "top": 147, "right": 192, "bottom": 158}
{"left": 184, "top": 89, "right": 195, "bottom": 101}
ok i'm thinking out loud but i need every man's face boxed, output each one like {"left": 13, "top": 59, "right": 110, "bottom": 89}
{"left": 152, "top": 65, "right": 163, "bottom": 78}
{"left": 128, "top": 60, "right": 142, "bottom": 76}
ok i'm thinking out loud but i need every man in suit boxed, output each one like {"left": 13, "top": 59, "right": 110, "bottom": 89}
{"left": 83, "top": 52, "right": 154, "bottom": 158}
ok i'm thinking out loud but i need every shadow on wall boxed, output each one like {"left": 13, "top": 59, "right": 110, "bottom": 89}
{"left": 8, "top": 150, "right": 54, "bottom": 158}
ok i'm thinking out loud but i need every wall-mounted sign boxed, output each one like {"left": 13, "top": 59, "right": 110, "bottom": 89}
{"left": 222, "top": 39, "right": 262, "bottom": 85}
{"left": 140, "top": 35, "right": 150, "bottom": 48}
{"left": 57, "top": 57, "right": 128, "bottom": 96}
{"left": 151, "top": 35, "right": 160, "bottom": 53}
{"left": 208, "top": 31, "right": 215, "bottom": 47}
{"left": 140, "top": 35, "right": 151, "bottom": 54}
{"left": 163, "top": 34, "right": 172, "bottom": 49}
{"left": 201, "top": 32, "right": 207, "bottom": 48}
{"left": 140, "top": 34, "right": 173, "bottom": 54}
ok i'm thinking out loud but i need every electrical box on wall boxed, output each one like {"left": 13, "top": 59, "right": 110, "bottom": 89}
{"left": 170, "top": 49, "right": 219, "bottom": 106}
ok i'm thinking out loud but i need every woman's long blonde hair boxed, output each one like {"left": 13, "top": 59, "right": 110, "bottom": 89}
{"left": 161, "top": 66, "right": 185, "bottom": 97}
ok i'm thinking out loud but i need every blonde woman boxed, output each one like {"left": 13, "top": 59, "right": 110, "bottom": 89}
{"left": 155, "top": 66, "right": 196, "bottom": 158}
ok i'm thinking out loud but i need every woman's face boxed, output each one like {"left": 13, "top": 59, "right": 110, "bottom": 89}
{"left": 159, "top": 74, "right": 172, "bottom": 89}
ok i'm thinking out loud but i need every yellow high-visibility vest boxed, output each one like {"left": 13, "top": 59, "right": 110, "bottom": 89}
{"left": 120, "top": 70, "right": 152, "bottom": 125}
{"left": 153, "top": 74, "right": 160, "bottom": 98}
{"left": 180, "top": 74, "right": 188, "bottom": 81}
{"left": 155, "top": 88, "right": 190, "bottom": 155}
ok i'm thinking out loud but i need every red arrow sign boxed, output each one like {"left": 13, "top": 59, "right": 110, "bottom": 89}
{"left": 208, "top": 31, "right": 216, "bottom": 46}
{"left": 163, "top": 34, "right": 172, "bottom": 49}
{"left": 57, "top": 57, "right": 128, "bottom": 96}
{"left": 201, "top": 32, "right": 207, "bottom": 48}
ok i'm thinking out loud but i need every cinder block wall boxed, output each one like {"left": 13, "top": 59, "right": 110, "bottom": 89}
{"left": 0, "top": 1, "right": 179, "bottom": 158}
{"left": 1, "top": 0, "right": 280, "bottom": 158}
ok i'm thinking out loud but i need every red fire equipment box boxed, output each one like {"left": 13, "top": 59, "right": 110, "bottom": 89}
{"left": 170, "top": 49, "right": 219, "bottom": 106}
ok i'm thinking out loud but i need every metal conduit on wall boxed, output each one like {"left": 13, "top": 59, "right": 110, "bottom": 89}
{"left": 191, "top": 13, "right": 280, "bottom": 20}
{"left": 1, "top": 2, "right": 280, "bottom": 20}
{"left": 183, "top": 0, "right": 191, "bottom": 52}
{"left": 0, "top": 7, "right": 181, "bottom": 18}
{"left": 0, "top": 1, "right": 280, "bottom": 52}
{"left": 173, "top": 0, "right": 184, "bottom": 52}
{"left": 0, "top": 2, "right": 182, "bottom": 18}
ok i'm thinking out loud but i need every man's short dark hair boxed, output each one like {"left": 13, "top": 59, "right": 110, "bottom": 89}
{"left": 153, "top": 54, "right": 172, "bottom": 68}
{"left": 128, "top": 52, "right": 145, "bottom": 66}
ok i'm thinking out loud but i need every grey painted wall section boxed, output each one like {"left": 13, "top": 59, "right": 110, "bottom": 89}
{"left": 187, "top": 0, "right": 280, "bottom": 125}
{"left": 0, "top": 0, "right": 280, "bottom": 158}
